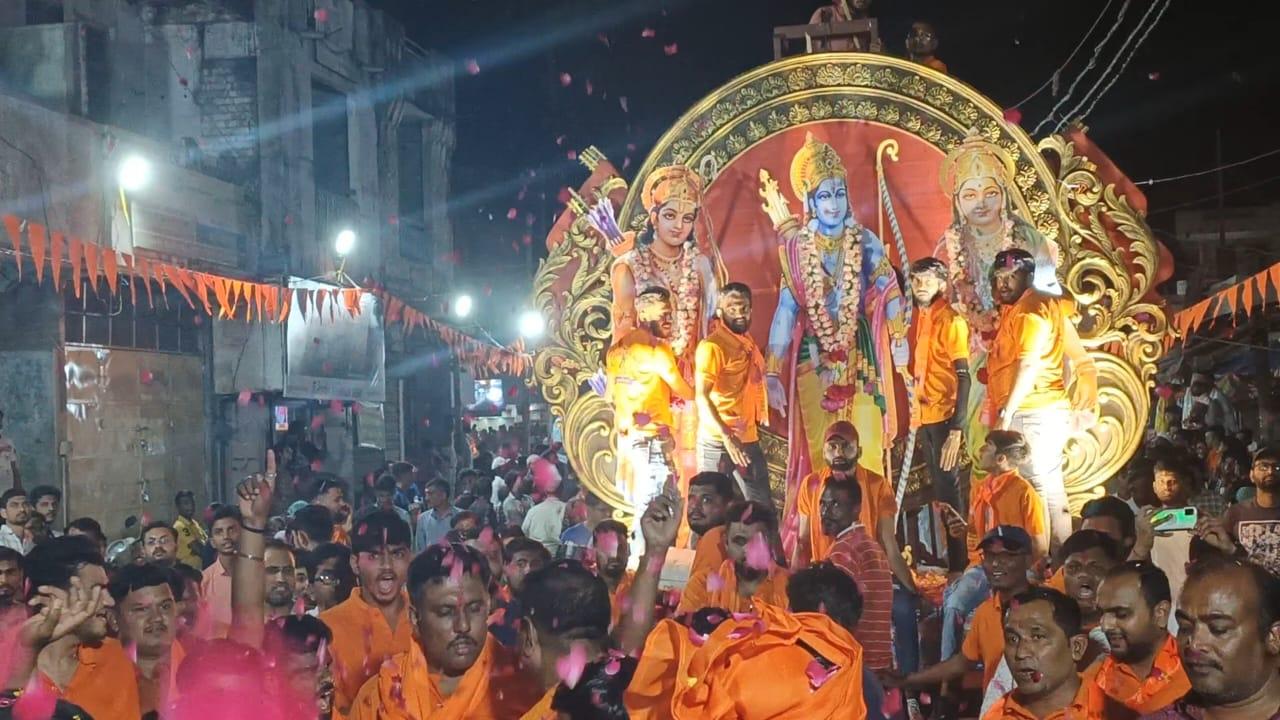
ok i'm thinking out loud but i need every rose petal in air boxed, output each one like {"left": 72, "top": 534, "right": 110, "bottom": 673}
{"left": 556, "top": 643, "right": 589, "bottom": 689}
{"left": 641, "top": 28, "right": 656, "bottom": 38}
{"left": 237, "top": 389, "right": 253, "bottom": 407}
{"left": 706, "top": 571, "right": 725, "bottom": 592}
{"left": 805, "top": 659, "right": 834, "bottom": 690}
{"left": 465, "top": 59, "right": 481, "bottom": 75}
{"left": 744, "top": 533, "right": 772, "bottom": 571}
{"left": 559, "top": 72, "right": 572, "bottom": 87}
{"left": 663, "top": 43, "right": 678, "bottom": 56}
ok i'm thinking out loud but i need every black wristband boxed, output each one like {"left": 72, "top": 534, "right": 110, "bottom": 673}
{"left": 241, "top": 524, "right": 266, "bottom": 535}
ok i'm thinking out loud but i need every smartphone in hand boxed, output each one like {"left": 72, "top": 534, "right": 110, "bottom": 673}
{"left": 1151, "top": 506, "right": 1198, "bottom": 533}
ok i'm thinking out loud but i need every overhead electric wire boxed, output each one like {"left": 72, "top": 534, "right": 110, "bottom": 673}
{"left": 1146, "top": 172, "right": 1280, "bottom": 216}
{"left": 1055, "top": 0, "right": 1172, "bottom": 132}
{"left": 1137, "top": 146, "right": 1280, "bottom": 186}
{"left": 1010, "top": 0, "right": 1115, "bottom": 109}
{"left": 1033, "top": 0, "right": 1131, "bottom": 134}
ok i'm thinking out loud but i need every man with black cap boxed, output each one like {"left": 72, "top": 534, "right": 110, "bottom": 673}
{"left": 886, "top": 525, "right": 1035, "bottom": 697}
{"left": 987, "top": 248, "right": 1098, "bottom": 552}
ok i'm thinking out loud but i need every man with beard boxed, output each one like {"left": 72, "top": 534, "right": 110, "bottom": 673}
{"left": 1046, "top": 496, "right": 1137, "bottom": 592}
{"left": 490, "top": 537, "right": 551, "bottom": 647}
{"left": 0, "top": 488, "right": 31, "bottom": 554}
{"left": 988, "top": 248, "right": 1098, "bottom": 551}
{"left": 1203, "top": 446, "right": 1280, "bottom": 576}
{"left": 349, "top": 542, "right": 538, "bottom": 719}
{"left": 0, "top": 547, "right": 22, "bottom": 611}
{"left": 984, "top": 587, "right": 1092, "bottom": 719}
{"left": 311, "top": 476, "right": 352, "bottom": 543}
{"left": 1083, "top": 561, "right": 1190, "bottom": 717}
{"left": 907, "top": 257, "right": 970, "bottom": 570}
{"left": 820, "top": 476, "right": 893, "bottom": 671}
{"left": 686, "top": 471, "right": 732, "bottom": 564}
{"left": 695, "top": 284, "right": 771, "bottom": 510}
{"left": 677, "top": 500, "right": 789, "bottom": 614}
{"left": 320, "top": 510, "right": 414, "bottom": 717}
{"left": 173, "top": 490, "right": 208, "bottom": 570}
{"left": 263, "top": 540, "right": 298, "bottom": 621}
{"left": 141, "top": 521, "right": 180, "bottom": 568}
{"left": 1153, "top": 558, "right": 1280, "bottom": 718}
{"left": 592, "top": 519, "right": 633, "bottom": 627}
{"left": 201, "top": 505, "right": 242, "bottom": 639}
{"left": 606, "top": 286, "right": 693, "bottom": 542}
{"left": 4, "top": 535, "right": 141, "bottom": 719}
{"left": 890, "top": 526, "right": 1035, "bottom": 696}
{"left": 108, "top": 562, "right": 183, "bottom": 716}
{"left": 28, "top": 486, "right": 61, "bottom": 535}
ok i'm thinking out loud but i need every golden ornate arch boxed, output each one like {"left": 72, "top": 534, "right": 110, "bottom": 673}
{"left": 533, "top": 53, "right": 1167, "bottom": 517}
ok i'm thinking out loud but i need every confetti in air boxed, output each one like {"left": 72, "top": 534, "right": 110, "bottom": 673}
{"left": 744, "top": 533, "right": 772, "bottom": 571}
{"left": 556, "top": 643, "right": 589, "bottom": 689}
{"left": 465, "top": 59, "right": 481, "bottom": 75}
{"left": 237, "top": 389, "right": 253, "bottom": 407}
{"left": 664, "top": 43, "right": 679, "bottom": 56}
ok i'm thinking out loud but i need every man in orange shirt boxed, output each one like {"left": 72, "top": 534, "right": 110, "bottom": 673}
{"left": 983, "top": 587, "right": 1095, "bottom": 719}
{"left": 988, "top": 248, "right": 1098, "bottom": 551}
{"left": 908, "top": 257, "right": 971, "bottom": 571}
{"left": 1087, "top": 561, "right": 1189, "bottom": 716}
{"left": 695, "top": 284, "right": 771, "bottom": 510}
{"left": 4, "top": 536, "right": 141, "bottom": 720}
{"left": 349, "top": 543, "right": 538, "bottom": 719}
{"left": 200, "top": 505, "right": 242, "bottom": 639}
{"left": 892, "top": 526, "right": 1035, "bottom": 697}
{"left": 320, "top": 510, "right": 414, "bottom": 717}
{"left": 939, "top": 430, "right": 1046, "bottom": 660}
{"left": 593, "top": 519, "right": 635, "bottom": 628}
{"left": 108, "top": 563, "right": 184, "bottom": 717}
{"left": 678, "top": 500, "right": 789, "bottom": 615}
{"left": 607, "top": 286, "right": 694, "bottom": 530}
{"left": 686, "top": 471, "right": 733, "bottom": 577}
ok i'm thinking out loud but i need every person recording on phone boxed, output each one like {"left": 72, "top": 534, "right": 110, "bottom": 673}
{"left": 1132, "top": 453, "right": 1227, "bottom": 632}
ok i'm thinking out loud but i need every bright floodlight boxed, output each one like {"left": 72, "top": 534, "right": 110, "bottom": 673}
{"left": 334, "top": 228, "right": 357, "bottom": 256}
{"left": 518, "top": 310, "right": 546, "bottom": 339}
{"left": 117, "top": 155, "right": 152, "bottom": 192}
{"left": 454, "top": 294, "right": 474, "bottom": 319}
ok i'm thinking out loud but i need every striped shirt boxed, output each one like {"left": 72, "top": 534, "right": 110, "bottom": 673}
{"left": 827, "top": 522, "right": 894, "bottom": 670}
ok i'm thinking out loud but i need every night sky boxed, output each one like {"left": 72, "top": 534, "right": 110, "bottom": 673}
{"left": 375, "top": 0, "right": 1280, "bottom": 339}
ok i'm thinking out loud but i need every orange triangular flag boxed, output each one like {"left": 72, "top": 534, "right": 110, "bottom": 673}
{"left": 342, "top": 289, "right": 361, "bottom": 318}
{"left": 4, "top": 215, "right": 23, "bottom": 280}
{"left": 315, "top": 289, "right": 329, "bottom": 322}
{"left": 278, "top": 287, "right": 292, "bottom": 323}
{"left": 82, "top": 242, "right": 101, "bottom": 295}
{"left": 213, "top": 278, "right": 232, "bottom": 318}
{"left": 296, "top": 288, "right": 310, "bottom": 320}
{"left": 67, "top": 235, "right": 84, "bottom": 298}
{"left": 1244, "top": 271, "right": 1257, "bottom": 318}
{"left": 228, "top": 281, "right": 243, "bottom": 318}
{"left": 102, "top": 249, "right": 119, "bottom": 294}
{"left": 161, "top": 264, "right": 195, "bottom": 309}
{"left": 194, "top": 273, "right": 214, "bottom": 316}
{"left": 28, "top": 223, "right": 48, "bottom": 286}
{"left": 268, "top": 286, "right": 281, "bottom": 320}
{"left": 1225, "top": 284, "right": 1239, "bottom": 323}
{"left": 385, "top": 297, "right": 404, "bottom": 324}
{"left": 124, "top": 254, "right": 139, "bottom": 307}
{"left": 49, "top": 231, "right": 65, "bottom": 290}
{"left": 138, "top": 257, "right": 157, "bottom": 306}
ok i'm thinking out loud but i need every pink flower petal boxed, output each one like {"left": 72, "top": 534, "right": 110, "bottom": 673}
{"left": 14, "top": 677, "right": 58, "bottom": 720}
{"left": 882, "top": 687, "right": 903, "bottom": 715}
{"left": 559, "top": 72, "right": 572, "bottom": 87}
{"left": 745, "top": 533, "right": 772, "bottom": 571}
{"left": 641, "top": 28, "right": 656, "bottom": 38}
{"left": 556, "top": 643, "right": 589, "bottom": 689}
{"left": 805, "top": 659, "right": 834, "bottom": 690}
{"left": 465, "top": 59, "right": 481, "bottom": 75}
{"left": 663, "top": 43, "right": 678, "bottom": 56}
{"left": 706, "top": 571, "right": 725, "bottom": 592}
{"left": 596, "top": 531, "right": 620, "bottom": 558}
{"left": 237, "top": 389, "right": 253, "bottom": 407}
{"left": 506, "top": 208, "right": 518, "bottom": 221}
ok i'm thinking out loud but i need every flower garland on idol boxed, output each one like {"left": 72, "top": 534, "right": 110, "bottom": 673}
{"left": 799, "top": 224, "right": 863, "bottom": 410}
{"left": 630, "top": 240, "right": 702, "bottom": 359}
{"left": 943, "top": 216, "right": 1015, "bottom": 337}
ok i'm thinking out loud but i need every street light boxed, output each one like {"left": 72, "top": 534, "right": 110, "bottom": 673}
{"left": 117, "top": 155, "right": 152, "bottom": 192}
{"left": 334, "top": 228, "right": 357, "bottom": 256}
{"left": 518, "top": 309, "right": 546, "bottom": 340}
{"left": 453, "top": 294, "right": 474, "bottom": 319}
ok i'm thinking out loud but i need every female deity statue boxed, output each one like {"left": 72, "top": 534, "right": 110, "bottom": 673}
{"left": 759, "top": 133, "right": 909, "bottom": 518}
{"left": 934, "top": 127, "right": 1061, "bottom": 461}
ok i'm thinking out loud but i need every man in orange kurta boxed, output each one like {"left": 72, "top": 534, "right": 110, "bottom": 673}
{"left": 677, "top": 500, "right": 788, "bottom": 615}
{"left": 695, "top": 285, "right": 771, "bottom": 510}
{"left": 907, "top": 257, "right": 971, "bottom": 570}
{"left": 1085, "top": 561, "right": 1190, "bottom": 715}
{"left": 685, "top": 471, "right": 733, "bottom": 567}
{"left": 607, "top": 288, "right": 694, "bottom": 532}
{"left": 350, "top": 543, "right": 537, "bottom": 720}
{"left": 987, "top": 249, "right": 1098, "bottom": 551}
{"left": 794, "top": 421, "right": 896, "bottom": 566}
{"left": 321, "top": 511, "right": 415, "bottom": 717}
{"left": 107, "top": 562, "right": 185, "bottom": 716}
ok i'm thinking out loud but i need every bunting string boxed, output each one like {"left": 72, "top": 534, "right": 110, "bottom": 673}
{"left": 1, "top": 213, "right": 530, "bottom": 376}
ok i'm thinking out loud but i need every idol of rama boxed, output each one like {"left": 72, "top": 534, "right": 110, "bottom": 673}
{"left": 758, "top": 133, "right": 909, "bottom": 547}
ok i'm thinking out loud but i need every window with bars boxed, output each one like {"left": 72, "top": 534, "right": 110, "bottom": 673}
{"left": 64, "top": 283, "right": 204, "bottom": 355}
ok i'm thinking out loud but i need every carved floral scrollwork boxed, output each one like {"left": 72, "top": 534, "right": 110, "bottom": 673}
{"left": 530, "top": 53, "right": 1167, "bottom": 516}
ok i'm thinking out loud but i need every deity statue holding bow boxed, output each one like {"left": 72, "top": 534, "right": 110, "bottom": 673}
{"left": 758, "top": 133, "right": 909, "bottom": 537}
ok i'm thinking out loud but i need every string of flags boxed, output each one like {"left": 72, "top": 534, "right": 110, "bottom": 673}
{"left": 1, "top": 213, "right": 531, "bottom": 376}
